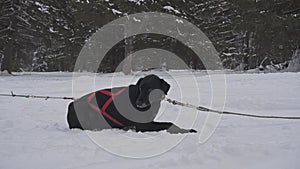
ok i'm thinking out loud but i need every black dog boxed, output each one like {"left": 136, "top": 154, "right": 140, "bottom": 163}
{"left": 67, "top": 74, "right": 196, "bottom": 133}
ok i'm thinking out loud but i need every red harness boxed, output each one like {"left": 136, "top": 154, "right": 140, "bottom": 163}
{"left": 86, "top": 88, "right": 126, "bottom": 126}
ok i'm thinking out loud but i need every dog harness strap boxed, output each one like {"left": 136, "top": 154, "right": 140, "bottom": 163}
{"left": 98, "top": 90, "right": 112, "bottom": 97}
{"left": 100, "top": 88, "right": 126, "bottom": 111}
{"left": 87, "top": 88, "right": 126, "bottom": 126}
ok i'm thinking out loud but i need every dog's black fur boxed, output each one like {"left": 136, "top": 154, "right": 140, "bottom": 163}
{"left": 67, "top": 74, "right": 196, "bottom": 133}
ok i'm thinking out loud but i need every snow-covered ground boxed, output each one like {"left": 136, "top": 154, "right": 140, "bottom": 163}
{"left": 0, "top": 71, "right": 300, "bottom": 169}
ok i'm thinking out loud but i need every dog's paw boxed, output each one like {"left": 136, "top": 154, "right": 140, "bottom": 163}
{"left": 189, "top": 129, "right": 197, "bottom": 133}
{"left": 167, "top": 126, "right": 196, "bottom": 134}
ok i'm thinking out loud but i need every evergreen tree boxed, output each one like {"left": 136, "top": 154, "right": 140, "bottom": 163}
{"left": 0, "top": 0, "right": 298, "bottom": 72}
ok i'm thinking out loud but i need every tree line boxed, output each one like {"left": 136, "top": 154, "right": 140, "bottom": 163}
{"left": 0, "top": 0, "right": 299, "bottom": 73}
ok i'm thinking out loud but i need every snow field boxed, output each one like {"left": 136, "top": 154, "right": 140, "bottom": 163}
{"left": 0, "top": 71, "right": 299, "bottom": 169}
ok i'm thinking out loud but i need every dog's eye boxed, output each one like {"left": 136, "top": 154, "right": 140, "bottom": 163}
{"left": 140, "top": 84, "right": 149, "bottom": 91}
{"left": 142, "top": 85, "right": 151, "bottom": 92}
{"left": 145, "top": 86, "right": 151, "bottom": 92}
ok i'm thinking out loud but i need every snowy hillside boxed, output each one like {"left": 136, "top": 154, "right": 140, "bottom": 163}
{"left": 0, "top": 71, "right": 300, "bottom": 169}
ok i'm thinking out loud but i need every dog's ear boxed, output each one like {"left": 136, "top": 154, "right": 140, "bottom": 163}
{"left": 160, "top": 79, "right": 170, "bottom": 95}
{"left": 136, "top": 77, "right": 144, "bottom": 86}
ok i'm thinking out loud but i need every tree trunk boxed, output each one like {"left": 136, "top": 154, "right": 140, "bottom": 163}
{"left": 1, "top": 39, "right": 14, "bottom": 74}
{"left": 122, "top": 35, "right": 133, "bottom": 75}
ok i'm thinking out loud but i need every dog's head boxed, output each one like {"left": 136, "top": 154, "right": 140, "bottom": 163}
{"left": 135, "top": 74, "right": 170, "bottom": 108}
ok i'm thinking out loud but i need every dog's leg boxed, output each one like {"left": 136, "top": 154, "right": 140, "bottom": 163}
{"left": 67, "top": 102, "right": 83, "bottom": 129}
{"left": 166, "top": 124, "right": 197, "bottom": 134}
{"left": 135, "top": 122, "right": 197, "bottom": 134}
